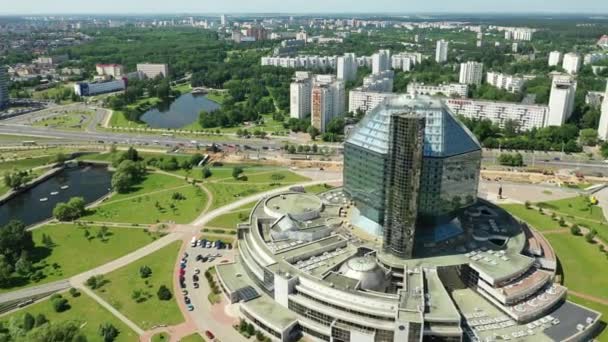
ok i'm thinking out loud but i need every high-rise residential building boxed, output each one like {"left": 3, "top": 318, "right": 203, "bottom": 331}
{"left": 220, "top": 14, "right": 227, "bottom": 26}
{"left": 435, "top": 39, "right": 449, "bottom": 63}
{"left": 289, "top": 72, "right": 313, "bottom": 119}
{"left": 348, "top": 71, "right": 395, "bottom": 113}
{"left": 548, "top": 51, "right": 562, "bottom": 67}
{"left": 0, "top": 66, "right": 9, "bottom": 110}
{"left": 562, "top": 53, "right": 582, "bottom": 74}
{"left": 311, "top": 75, "right": 345, "bottom": 132}
{"left": 136, "top": 63, "right": 169, "bottom": 79}
{"left": 336, "top": 53, "right": 357, "bottom": 82}
{"left": 95, "top": 64, "right": 124, "bottom": 78}
{"left": 246, "top": 26, "right": 268, "bottom": 41}
{"left": 597, "top": 82, "right": 608, "bottom": 141}
{"left": 459, "top": 61, "right": 484, "bottom": 85}
{"left": 599, "top": 35, "right": 608, "bottom": 49}
{"left": 547, "top": 75, "right": 577, "bottom": 126}
{"left": 295, "top": 31, "right": 308, "bottom": 41}
{"left": 362, "top": 70, "right": 394, "bottom": 92}
{"left": 372, "top": 50, "right": 391, "bottom": 74}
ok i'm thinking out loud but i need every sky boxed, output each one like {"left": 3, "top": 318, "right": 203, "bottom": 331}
{"left": 2, "top": 0, "right": 608, "bottom": 15}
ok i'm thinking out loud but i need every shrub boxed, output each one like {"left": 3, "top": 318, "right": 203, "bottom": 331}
{"left": 139, "top": 265, "right": 152, "bottom": 279}
{"left": 157, "top": 285, "right": 172, "bottom": 301}
{"left": 69, "top": 288, "right": 81, "bottom": 297}
{"left": 570, "top": 225, "right": 581, "bottom": 235}
{"left": 51, "top": 295, "right": 70, "bottom": 313}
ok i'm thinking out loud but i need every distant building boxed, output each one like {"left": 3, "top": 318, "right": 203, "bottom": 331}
{"left": 548, "top": 51, "right": 562, "bottom": 67}
{"left": 562, "top": 53, "right": 581, "bottom": 74}
{"left": 446, "top": 99, "right": 549, "bottom": 131}
{"left": 295, "top": 31, "right": 308, "bottom": 41}
{"left": 407, "top": 82, "right": 469, "bottom": 98}
{"left": 583, "top": 52, "right": 608, "bottom": 65}
{"left": 336, "top": 53, "right": 358, "bottom": 82}
{"left": 598, "top": 35, "right": 608, "bottom": 50}
{"left": 34, "top": 55, "right": 68, "bottom": 66}
{"left": 486, "top": 72, "right": 529, "bottom": 93}
{"left": 435, "top": 39, "right": 449, "bottom": 63}
{"left": 220, "top": 14, "right": 228, "bottom": 26}
{"left": 136, "top": 63, "right": 169, "bottom": 79}
{"left": 311, "top": 75, "right": 345, "bottom": 132}
{"left": 348, "top": 71, "right": 395, "bottom": 113}
{"left": 391, "top": 52, "right": 421, "bottom": 72}
{"left": 363, "top": 70, "right": 394, "bottom": 92}
{"left": 0, "top": 66, "right": 9, "bottom": 110}
{"left": 459, "top": 62, "right": 483, "bottom": 85}
{"left": 597, "top": 82, "right": 608, "bottom": 140}
{"left": 246, "top": 26, "right": 268, "bottom": 41}
{"left": 372, "top": 50, "right": 391, "bottom": 75}
{"left": 547, "top": 75, "right": 577, "bottom": 126}
{"left": 290, "top": 72, "right": 313, "bottom": 119}
{"left": 95, "top": 64, "right": 124, "bottom": 78}
{"left": 74, "top": 79, "right": 126, "bottom": 97}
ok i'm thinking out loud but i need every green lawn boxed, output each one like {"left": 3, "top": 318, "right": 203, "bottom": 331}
{"left": 152, "top": 332, "right": 170, "bottom": 342}
{"left": 204, "top": 182, "right": 279, "bottom": 210}
{"left": 0, "top": 223, "right": 157, "bottom": 294}
{"left": 241, "top": 169, "right": 309, "bottom": 184}
{"left": 205, "top": 91, "right": 229, "bottom": 104}
{"left": 181, "top": 333, "right": 206, "bottom": 342}
{"left": 106, "top": 173, "right": 187, "bottom": 202}
{"left": 547, "top": 233, "right": 608, "bottom": 300}
{"left": 568, "top": 295, "right": 608, "bottom": 342}
{"left": 32, "top": 111, "right": 93, "bottom": 131}
{"left": 94, "top": 241, "right": 184, "bottom": 330}
{"left": 86, "top": 184, "right": 207, "bottom": 224}
{"left": 206, "top": 202, "right": 257, "bottom": 229}
{"left": 0, "top": 156, "right": 55, "bottom": 173}
{"left": 537, "top": 196, "right": 606, "bottom": 223}
{"left": 500, "top": 204, "right": 564, "bottom": 232}
{"left": 0, "top": 134, "right": 60, "bottom": 143}
{"left": 0, "top": 292, "right": 138, "bottom": 342}
{"left": 304, "top": 184, "right": 334, "bottom": 194}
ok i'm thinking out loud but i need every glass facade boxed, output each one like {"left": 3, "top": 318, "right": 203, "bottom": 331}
{"left": 383, "top": 114, "right": 425, "bottom": 259}
{"left": 344, "top": 142, "right": 387, "bottom": 224}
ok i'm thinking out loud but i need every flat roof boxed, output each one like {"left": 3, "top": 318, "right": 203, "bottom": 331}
{"left": 424, "top": 270, "right": 461, "bottom": 322}
{"left": 242, "top": 294, "right": 299, "bottom": 330}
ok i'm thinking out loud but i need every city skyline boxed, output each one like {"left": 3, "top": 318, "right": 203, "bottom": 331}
{"left": 2, "top": 0, "right": 608, "bottom": 15}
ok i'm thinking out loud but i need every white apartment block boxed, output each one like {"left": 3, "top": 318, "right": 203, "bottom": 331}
{"left": 446, "top": 99, "right": 549, "bottom": 131}
{"left": 348, "top": 90, "right": 394, "bottom": 114}
{"left": 598, "top": 82, "right": 608, "bottom": 141}
{"left": 435, "top": 40, "right": 449, "bottom": 63}
{"left": 136, "top": 63, "right": 169, "bottom": 79}
{"left": 547, "top": 75, "right": 577, "bottom": 126}
{"left": 337, "top": 53, "right": 358, "bottom": 82}
{"left": 372, "top": 50, "right": 391, "bottom": 74}
{"left": 548, "top": 51, "right": 562, "bottom": 67}
{"left": 311, "top": 75, "right": 345, "bottom": 132}
{"left": 583, "top": 52, "right": 608, "bottom": 65}
{"left": 261, "top": 55, "right": 338, "bottom": 69}
{"left": 95, "top": 64, "right": 124, "bottom": 78}
{"left": 290, "top": 72, "right": 313, "bottom": 119}
{"left": 503, "top": 28, "right": 534, "bottom": 41}
{"left": 391, "top": 52, "right": 422, "bottom": 72}
{"left": 362, "top": 70, "right": 394, "bottom": 92}
{"left": 562, "top": 53, "right": 581, "bottom": 75}
{"left": 459, "top": 62, "right": 484, "bottom": 85}
{"left": 407, "top": 82, "right": 469, "bottom": 98}
{"left": 486, "top": 72, "right": 528, "bottom": 93}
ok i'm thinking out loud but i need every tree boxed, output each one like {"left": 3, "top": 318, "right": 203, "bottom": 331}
{"left": 23, "top": 313, "right": 35, "bottom": 332}
{"left": 0, "top": 220, "right": 34, "bottom": 265}
{"left": 0, "top": 255, "right": 13, "bottom": 287}
{"left": 157, "top": 285, "right": 172, "bottom": 301}
{"left": 15, "top": 253, "right": 33, "bottom": 276}
{"left": 51, "top": 296, "right": 69, "bottom": 313}
{"left": 579, "top": 128, "right": 598, "bottom": 146}
{"left": 232, "top": 167, "right": 244, "bottom": 180}
{"left": 139, "top": 266, "right": 152, "bottom": 279}
{"left": 34, "top": 314, "right": 47, "bottom": 327}
{"left": 570, "top": 224, "right": 581, "bottom": 235}
{"left": 246, "top": 322, "right": 255, "bottom": 336}
{"left": 52, "top": 197, "right": 86, "bottom": 221}
{"left": 99, "top": 323, "right": 119, "bottom": 342}
{"left": 202, "top": 167, "right": 212, "bottom": 179}
{"left": 307, "top": 126, "right": 320, "bottom": 141}
{"left": 110, "top": 171, "right": 132, "bottom": 193}
{"left": 256, "top": 331, "right": 265, "bottom": 341}
{"left": 270, "top": 173, "right": 285, "bottom": 183}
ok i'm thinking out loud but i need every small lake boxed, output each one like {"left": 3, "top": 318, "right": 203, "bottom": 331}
{"left": 0, "top": 165, "right": 112, "bottom": 227}
{"left": 140, "top": 93, "right": 220, "bottom": 129}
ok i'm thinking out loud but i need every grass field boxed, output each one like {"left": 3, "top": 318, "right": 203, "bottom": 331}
{"left": 568, "top": 295, "right": 608, "bottom": 342}
{"left": 0, "top": 134, "right": 60, "bottom": 143}
{"left": 304, "top": 184, "right": 334, "bottom": 194}
{"left": 32, "top": 111, "right": 93, "bottom": 131}
{"left": 152, "top": 332, "right": 170, "bottom": 342}
{"left": 500, "top": 204, "right": 564, "bottom": 232}
{"left": 0, "top": 223, "right": 157, "bottom": 294}
{"left": 181, "top": 333, "right": 206, "bottom": 342}
{"left": 546, "top": 233, "right": 608, "bottom": 299}
{"left": 206, "top": 202, "right": 257, "bottom": 229}
{"left": 205, "top": 91, "right": 229, "bottom": 104}
{"left": 0, "top": 156, "right": 55, "bottom": 172}
{"left": 0, "top": 292, "right": 138, "bottom": 342}
{"left": 204, "top": 182, "right": 278, "bottom": 210}
{"left": 86, "top": 183, "right": 207, "bottom": 224}
{"left": 537, "top": 196, "right": 606, "bottom": 223}
{"left": 94, "top": 241, "right": 184, "bottom": 330}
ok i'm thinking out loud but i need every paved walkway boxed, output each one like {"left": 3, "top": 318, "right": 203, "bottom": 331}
{"left": 78, "top": 285, "right": 145, "bottom": 335}
{"left": 569, "top": 290, "right": 608, "bottom": 306}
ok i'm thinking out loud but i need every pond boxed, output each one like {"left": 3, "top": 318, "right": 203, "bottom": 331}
{"left": 140, "top": 93, "right": 220, "bottom": 129}
{"left": 0, "top": 165, "right": 113, "bottom": 227}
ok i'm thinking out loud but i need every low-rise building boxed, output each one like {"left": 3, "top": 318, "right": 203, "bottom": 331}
{"left": 74, "top": 79, "right": 126, "bottom": 96}
{"left": 446, "top": 98, "right": 549, "bottom": 131}
{"left": 95, "top": 63, "right": 124, "bottom": 78}
{"left": 407, "top": 82, "right": 469, "bottom": 98}
{"left": 136, "top": 63, "right": 169, "bottom": 79}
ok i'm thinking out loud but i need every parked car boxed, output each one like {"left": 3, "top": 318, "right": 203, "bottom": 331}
{"left": 193, "top": 275, "right": 200, "bottom": 282}
{"left": 181, "top": 290, "right": 188, "bottom": 296}
{"left": 187, "top": 304, "right": 194, "bottom": 311}
{"left": 195, "top": 269, "right": 200, "bottom": 275}
{"left": 184, "top": 296, "right": 191, "bottom": 304}
{"left": 196, "top": 254, "right": 203, "bottom": 261}
{"left": 193, "top": 282, "right": 199, "bottom": 289}
{"left": 205, "top": 331, "right": 215, "bottom": 339}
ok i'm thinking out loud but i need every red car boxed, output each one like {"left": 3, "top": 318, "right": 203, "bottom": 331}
{"left": 205, "top": 330, "right": 215, "bottom": 339}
